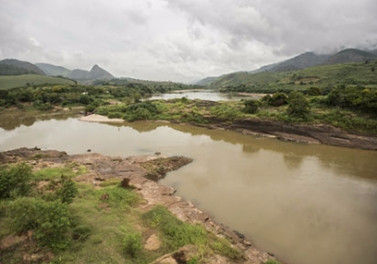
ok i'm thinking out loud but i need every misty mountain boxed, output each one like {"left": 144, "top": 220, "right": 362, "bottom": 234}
{"left": 194, "top": 76, "right": 220, "bottom": 86}
{"left": 326, "top": 49, "right": 377, "bottom": 64}
{"left": 36, "top": 63, "right": 114, "bottom": 81}
{"left": 0, "top": 59, "right": 45, "bottom": 76}
{"left": 252, "top": 52, "right": 330, "bottom": 74}
{"left": 196, "top": 48, "right": 377, "bottom": 86}
{"left": 35, "top": 63, "right": 71, "bottom": 77}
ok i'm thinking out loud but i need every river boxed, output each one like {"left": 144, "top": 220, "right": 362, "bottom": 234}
{"left": 0, "top": 116, "right": 376, "bottom": 264}
{"left": 147, "top": 90, "right": 264, "bottom": 101}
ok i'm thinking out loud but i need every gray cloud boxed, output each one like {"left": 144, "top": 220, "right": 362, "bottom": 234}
{"left": 0, "top": 0, "right": 376, "bottom": 83}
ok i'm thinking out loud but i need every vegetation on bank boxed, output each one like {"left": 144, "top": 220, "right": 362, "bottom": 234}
{"left": 0, "top": 60, "right": 376, "bottom": 135}
{"left": 0, "top": 162, "right": 245, "bottom": 263}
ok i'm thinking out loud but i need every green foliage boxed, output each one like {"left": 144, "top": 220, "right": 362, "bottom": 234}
{"left": 123, "top": 231, "right": 142, "bottom": 257}
{"left": 57, "top": 176, "right": 78, "bottom": 204}
{"left": 124, "top": 101, "right": 161, "bottom": 121}
{"left": 264, "top": 260, "right": 281, "bottom": 264}
{"left": 210, "top": 104, "right": 242, "bottom": 120}
{"left": 326, "top": 85, "right": 377, "bottom": 114}
{"left": 33, "top": 166, "right": 81, "bottom": 180}
{"left": 0, "top": 163, "right": 32, "bottom": 199}
{"left": 287, "top": 91, "right": 311, "bottom": 120}
{"left": 307, "top": 86, "right": 323, "bottom": 96}
{"left": 96, "top": 186, "right": 140, "bottom": 208}
{"left": 8, "top": 197, "right": 71, "bottom": 250}
{"left": 243, "top": 99, "right": 259, "bottom": 114}
{"left": 210, "top": 237, "right": 243, "bottom": 260}
{"left": 72, "top": 225, "right": 92, "bottom": 241}
{"left": 142, "top": 205, "right": 207, "bottom": 250}
{"left": 265, "top": 92, "right": 288, "bottom": 106}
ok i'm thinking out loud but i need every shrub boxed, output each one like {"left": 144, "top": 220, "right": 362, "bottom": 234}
{"left": 243, "top": 99, "right": 259, "bottom": 114}
{"left": 287, "top": 91, "right": 311, "bottom": 120}
{"left": 307, "top": 87, "right": 322, "bottom": 96}
{"left": 210, "top": 104, "right": 242, "bottom": 120}
{"left": 0, "top": 163, "right": 32, "bottom": 199}
{"left": 9, "top": 197, "right": 71, "bottom": 250}
{"left": 57, "top": 176, "right": 78, "bottom": 204}
{"left": 266, "top": 92, "right": 288, "bottom": 106}
{"left": 123, "top": 231, "right": 142, "bottom": 257}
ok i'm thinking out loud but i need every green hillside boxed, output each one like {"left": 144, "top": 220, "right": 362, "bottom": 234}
{"left": 0, "top": 74, "right": 75, "bottom": 90}
{"left": 209, "top": 61, "right": 377, "bottom": 93}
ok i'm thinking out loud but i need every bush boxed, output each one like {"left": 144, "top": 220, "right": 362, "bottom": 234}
{"left": 123, "top": 231, "right": 142, "bottom": 257}
{"left": 287, "top": 91, "right": 311, "bottom": 120}
{"left": 210, "top": 104, "right": 242, "bottom": 120}
{"left": 243, "top": 99, "right": 259, "bottom": 114}
{"left": 265, "top": 92, "right": 288, "bottom": 106}
{"left": 57, "top": 176, "right": 78, "bottom": 204}
{"left": 0, "top": 163, "right": 32, "bottom": 199}
{"left": 9, "top": 197, "right": 72, "bottom": 250}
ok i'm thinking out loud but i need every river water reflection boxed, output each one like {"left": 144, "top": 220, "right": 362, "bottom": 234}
{"left": 1, "top": 117, "right": 376, "bottom": 264}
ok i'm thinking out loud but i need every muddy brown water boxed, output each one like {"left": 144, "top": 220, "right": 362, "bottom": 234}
{"left": 1, "top": 117, "right": 377, "bottom": 264}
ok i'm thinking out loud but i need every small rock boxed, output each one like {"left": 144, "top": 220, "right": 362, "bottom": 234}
{"left": 234, "top": 230, "right": 245, "bottom": 239}
{"left": 155, "top": 152, "right": 161, "bottom": 155}
{"left": 87, "top": 149, "right": 91, "bottom": 152}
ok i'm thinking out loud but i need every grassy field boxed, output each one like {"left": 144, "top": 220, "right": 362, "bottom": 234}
{"left": 0, "top": 74, "right": 75, "bottom": 90}
{"left": 209, "top": 61, "right": 377, "bottom": 92}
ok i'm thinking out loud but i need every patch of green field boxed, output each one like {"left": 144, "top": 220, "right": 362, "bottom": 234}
{"left": 0, "top": 74, "right": 75, "bottom": 90}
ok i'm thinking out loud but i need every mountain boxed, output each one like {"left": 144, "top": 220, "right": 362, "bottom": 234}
{"left": 35, "top": 63, "right": 114, "bottom": 81}
{"left": 252, "top": 52, "right": 330, "bottom": 73}
{"left": 35, "top": 63, "right": 71, "bottom": 77}
{"left": 197, "top": 48, "right": 377, "bottom": 86}
{"left": 327, "top": 49, "right": 377, "bottom": 64}
{"left": 194, "top": 76, "right": 219, "bottom": 86}
{"left": 0, "top": 59, "right": 45, "bottom": 76}
{"left": 88, "top": 64, "right": 114, "bottom": 80}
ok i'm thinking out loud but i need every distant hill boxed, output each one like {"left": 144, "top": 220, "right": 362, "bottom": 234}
{"left": 197, "top": 48, "right": 377, "bottom": 86}
{"left": 207, "top": 60, "right": 377, "bottom": 92}
{"left": 0, "top": 74, "right": 75, "bottom": 90}
{"left": 88, "top": 64, "right": 114, "bottom": 80}
{"left": 35, "top": 63, "right": 71, "bottom": 77}
{"left": 194, "top": 76, "right": 220, "bottom": 86}
{"left": 36, "top": 63, "right": 114, "bottom": 81}
{"left": 0, "top": 59, "right": 45, "bottom": 76}
{"left": 252, "top": 52, "right": 330, "bottom": 73}
{"left": 327, "top": 49, "right": 377, "bottom": 64}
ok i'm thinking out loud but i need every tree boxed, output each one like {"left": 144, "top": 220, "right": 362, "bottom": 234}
{"left": 243, "top": 99, "right": 259, "bottom": 114}
{"left": 287, "top": 91, "right": 311, "bottom": 120}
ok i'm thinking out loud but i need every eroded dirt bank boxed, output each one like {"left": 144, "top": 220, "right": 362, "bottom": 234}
{"left": 0, "top": 148, "right": 280, "bottom": 264}
{"left": 203, "top": 118, "right": 377, "bottom": 150}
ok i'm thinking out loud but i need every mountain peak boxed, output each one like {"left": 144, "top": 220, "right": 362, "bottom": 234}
{"left": 89, "top": 64, "right": 114, "bottom": 80}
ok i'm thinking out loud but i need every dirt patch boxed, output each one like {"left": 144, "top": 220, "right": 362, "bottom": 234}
{"left": 79, "top": 114, "right": 124, "bottom": 123}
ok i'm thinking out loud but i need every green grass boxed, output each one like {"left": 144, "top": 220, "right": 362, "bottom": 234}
{"left": 0, "top": 74, "right": 75, "bottom": 90}
{"left": 142, "top": 205, "right": 243, "bottom": 261}
{"left": 33, "top": 164, "right": 87, "bottom": 180}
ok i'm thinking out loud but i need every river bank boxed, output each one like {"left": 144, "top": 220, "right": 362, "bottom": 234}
{"left": 0, "top": 148, "right": 279, "bottom": 264}
{"left": 80, "top": 113, "right": 377, "bottom": 150}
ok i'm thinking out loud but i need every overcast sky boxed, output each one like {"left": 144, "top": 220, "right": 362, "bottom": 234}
{"left": 1, "top": 0, "right": 376, "bottom": 83}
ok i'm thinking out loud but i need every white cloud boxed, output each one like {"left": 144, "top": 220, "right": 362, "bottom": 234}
{"left": 0, "top": 0, "right": 376, "bottom": 82}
